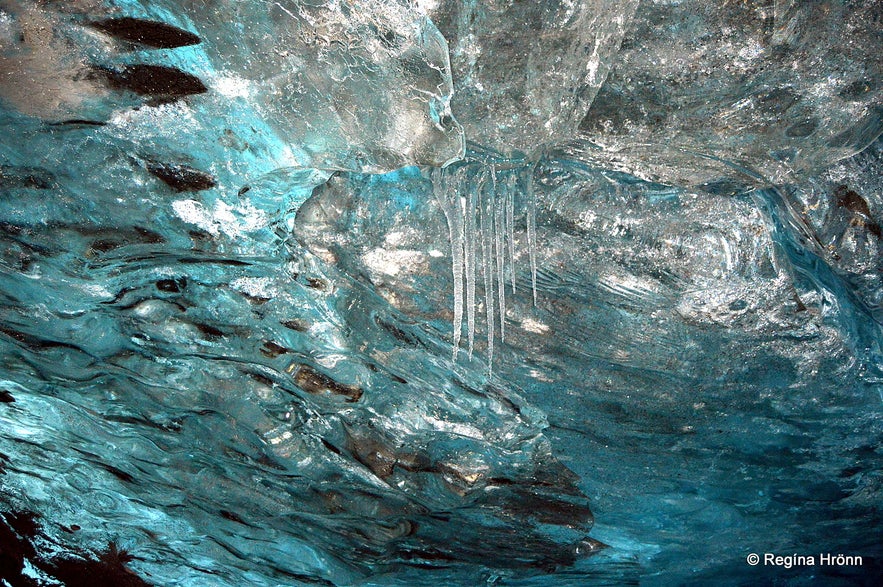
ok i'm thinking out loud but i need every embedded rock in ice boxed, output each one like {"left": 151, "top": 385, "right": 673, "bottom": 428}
{"left": 419, "top": 0, "right": 639, "bottom": 156}
{"left": 576, "top": 0, "right": 883, "bottom": 187}
{"left": 0, "top": 0, "right": 464, "bottom": 173}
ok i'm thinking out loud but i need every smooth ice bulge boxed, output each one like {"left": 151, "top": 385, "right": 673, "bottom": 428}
{"left": 419, "top": 0, "right": 639, "bottom": 156}
{"left": 170, "top": 0, "right": 465, "bottom": 171}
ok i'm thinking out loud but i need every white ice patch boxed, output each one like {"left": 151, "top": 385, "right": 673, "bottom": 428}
{"left": 214, "top": 73, "right": 251, "bottom": 98}
{"left": 521, "top": 317, "right": 550, "bottom": 334}
{"left": 173, "top": 199, "right": 218, "bottom": 235}
{"left": 172, "top": 199, "right": 269, "bottom": 238}
{"left": 0, "top": 11, "right": 16, "bottom": 45}
{"left": 384, "top": 229, "right": 418, "bottom": 247}
{"left": 230, "top": 277, "right": 275, "bottom": 298}
{"left": 422, "top": 415, "right": 485, "bottom": 440}
{"left": 109, "top": 100, "right": 199, "bottom": 135}
{"left": 528, "top": 368, "right": 553, "bottom": 382}
{"left": 78, "top": 283, "right": 115, "bottom": 299}
{"left": 362, "top": 248, "right": 426, "bottom": 277}
{"left": 414, "top": 0, "right": 439, "bottom": 12}
{"left": 735, "top": 38, "right": 764, "bottom": 65}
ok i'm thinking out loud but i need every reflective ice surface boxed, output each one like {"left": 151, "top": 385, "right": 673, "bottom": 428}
{"left": 575, "top": 0, "right": 883, "bottom": 187}
{"left": 0, "top": 1, "right": 880, "bottom": 586}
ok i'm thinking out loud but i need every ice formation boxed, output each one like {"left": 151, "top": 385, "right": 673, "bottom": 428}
{"left": 0, "top": 1, "right": 881, "bottom": 586}
{"left": 431, "top": 160, "right": 541, "bottom": 371}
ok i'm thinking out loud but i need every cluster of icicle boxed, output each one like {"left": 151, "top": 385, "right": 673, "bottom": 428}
{"left": 432, "top": 162, "right": 538, "bottom": 374}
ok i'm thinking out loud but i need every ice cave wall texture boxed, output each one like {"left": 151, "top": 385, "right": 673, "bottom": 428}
{"left": 0, "top": 1, "right": 881, "bottom": 585}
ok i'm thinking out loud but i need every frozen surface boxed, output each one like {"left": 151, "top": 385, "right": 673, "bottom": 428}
{"left": 0, "top": 1, "right": 881, "bottom": 586}
{"left": 575, "top": 0, "right": 883, "bottom": 187}
{"left": 0, "top": 0, "right": 464, "bottom": 172}
{"left": 419, "top": 0, "right": 639, "bottom": 156}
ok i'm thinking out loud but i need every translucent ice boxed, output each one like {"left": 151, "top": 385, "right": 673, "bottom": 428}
{"left": 420, "top": 0, "right": 639, "bottom": 155}
{"left": 0, "top": 0, "right": 464, "bottom": 172}
{"left": 0, "top": 1, "right": 881, "bottom": 586}
{"left": 575, "top": 0, "right": 883, "bottom": 187}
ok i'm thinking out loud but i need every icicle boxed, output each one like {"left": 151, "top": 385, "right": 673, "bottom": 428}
{"left": 435, "top": 160, "right": 544, "bottom": 371}
{"left": 433, "top": 168, "right": 463, "bottom": 360}
{"left": 492, "top": 166, "right": 506, "bottom": 343}
{"left": 479, "top": 169, "right": 495, "bottom": 374}
{"left": 465, "top": 169, "right": 478, "bottom": 359}
{"left": 526, "top": 165, "right": 538, "bottom": 306}
{"left": 506, "top": 172, "right": 516, "bottom": 294}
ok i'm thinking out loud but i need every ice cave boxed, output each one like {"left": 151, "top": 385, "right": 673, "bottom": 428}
{"left": 0, "top": 1, "right": 880, "bottom": 585}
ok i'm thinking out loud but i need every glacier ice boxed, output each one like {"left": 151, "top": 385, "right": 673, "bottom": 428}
{"left": 575, "top": 0, "right": 883, "bottom": 187}
{"left": 421, "top": 0, "right": 640, "bottom": 155}
{"left": 0, "top": 0, "right": 881, "bottom": 586}
{"left": 0, "top": 0, "right": 464, "bottom": 172}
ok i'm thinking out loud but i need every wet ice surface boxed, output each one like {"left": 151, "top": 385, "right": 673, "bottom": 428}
{"left": 0, "top": 1, "right": 881, "bottom": 586}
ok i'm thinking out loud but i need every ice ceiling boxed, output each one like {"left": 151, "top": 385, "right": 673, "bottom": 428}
{"left": 0, "top": 1, "right": 881, "bottom": 585}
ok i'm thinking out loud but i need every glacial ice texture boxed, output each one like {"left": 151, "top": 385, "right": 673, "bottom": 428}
{"left": 0, "top": 1, "right": 881, "bottom": 586}
{"left": 419, "top": 0, "right": 639, "bottom": 155}
{"left": 0, "top": 0, "right": 464, "bottom": 172}
{"left": 575, "top": 0, "right": 883, "bottom": 187}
